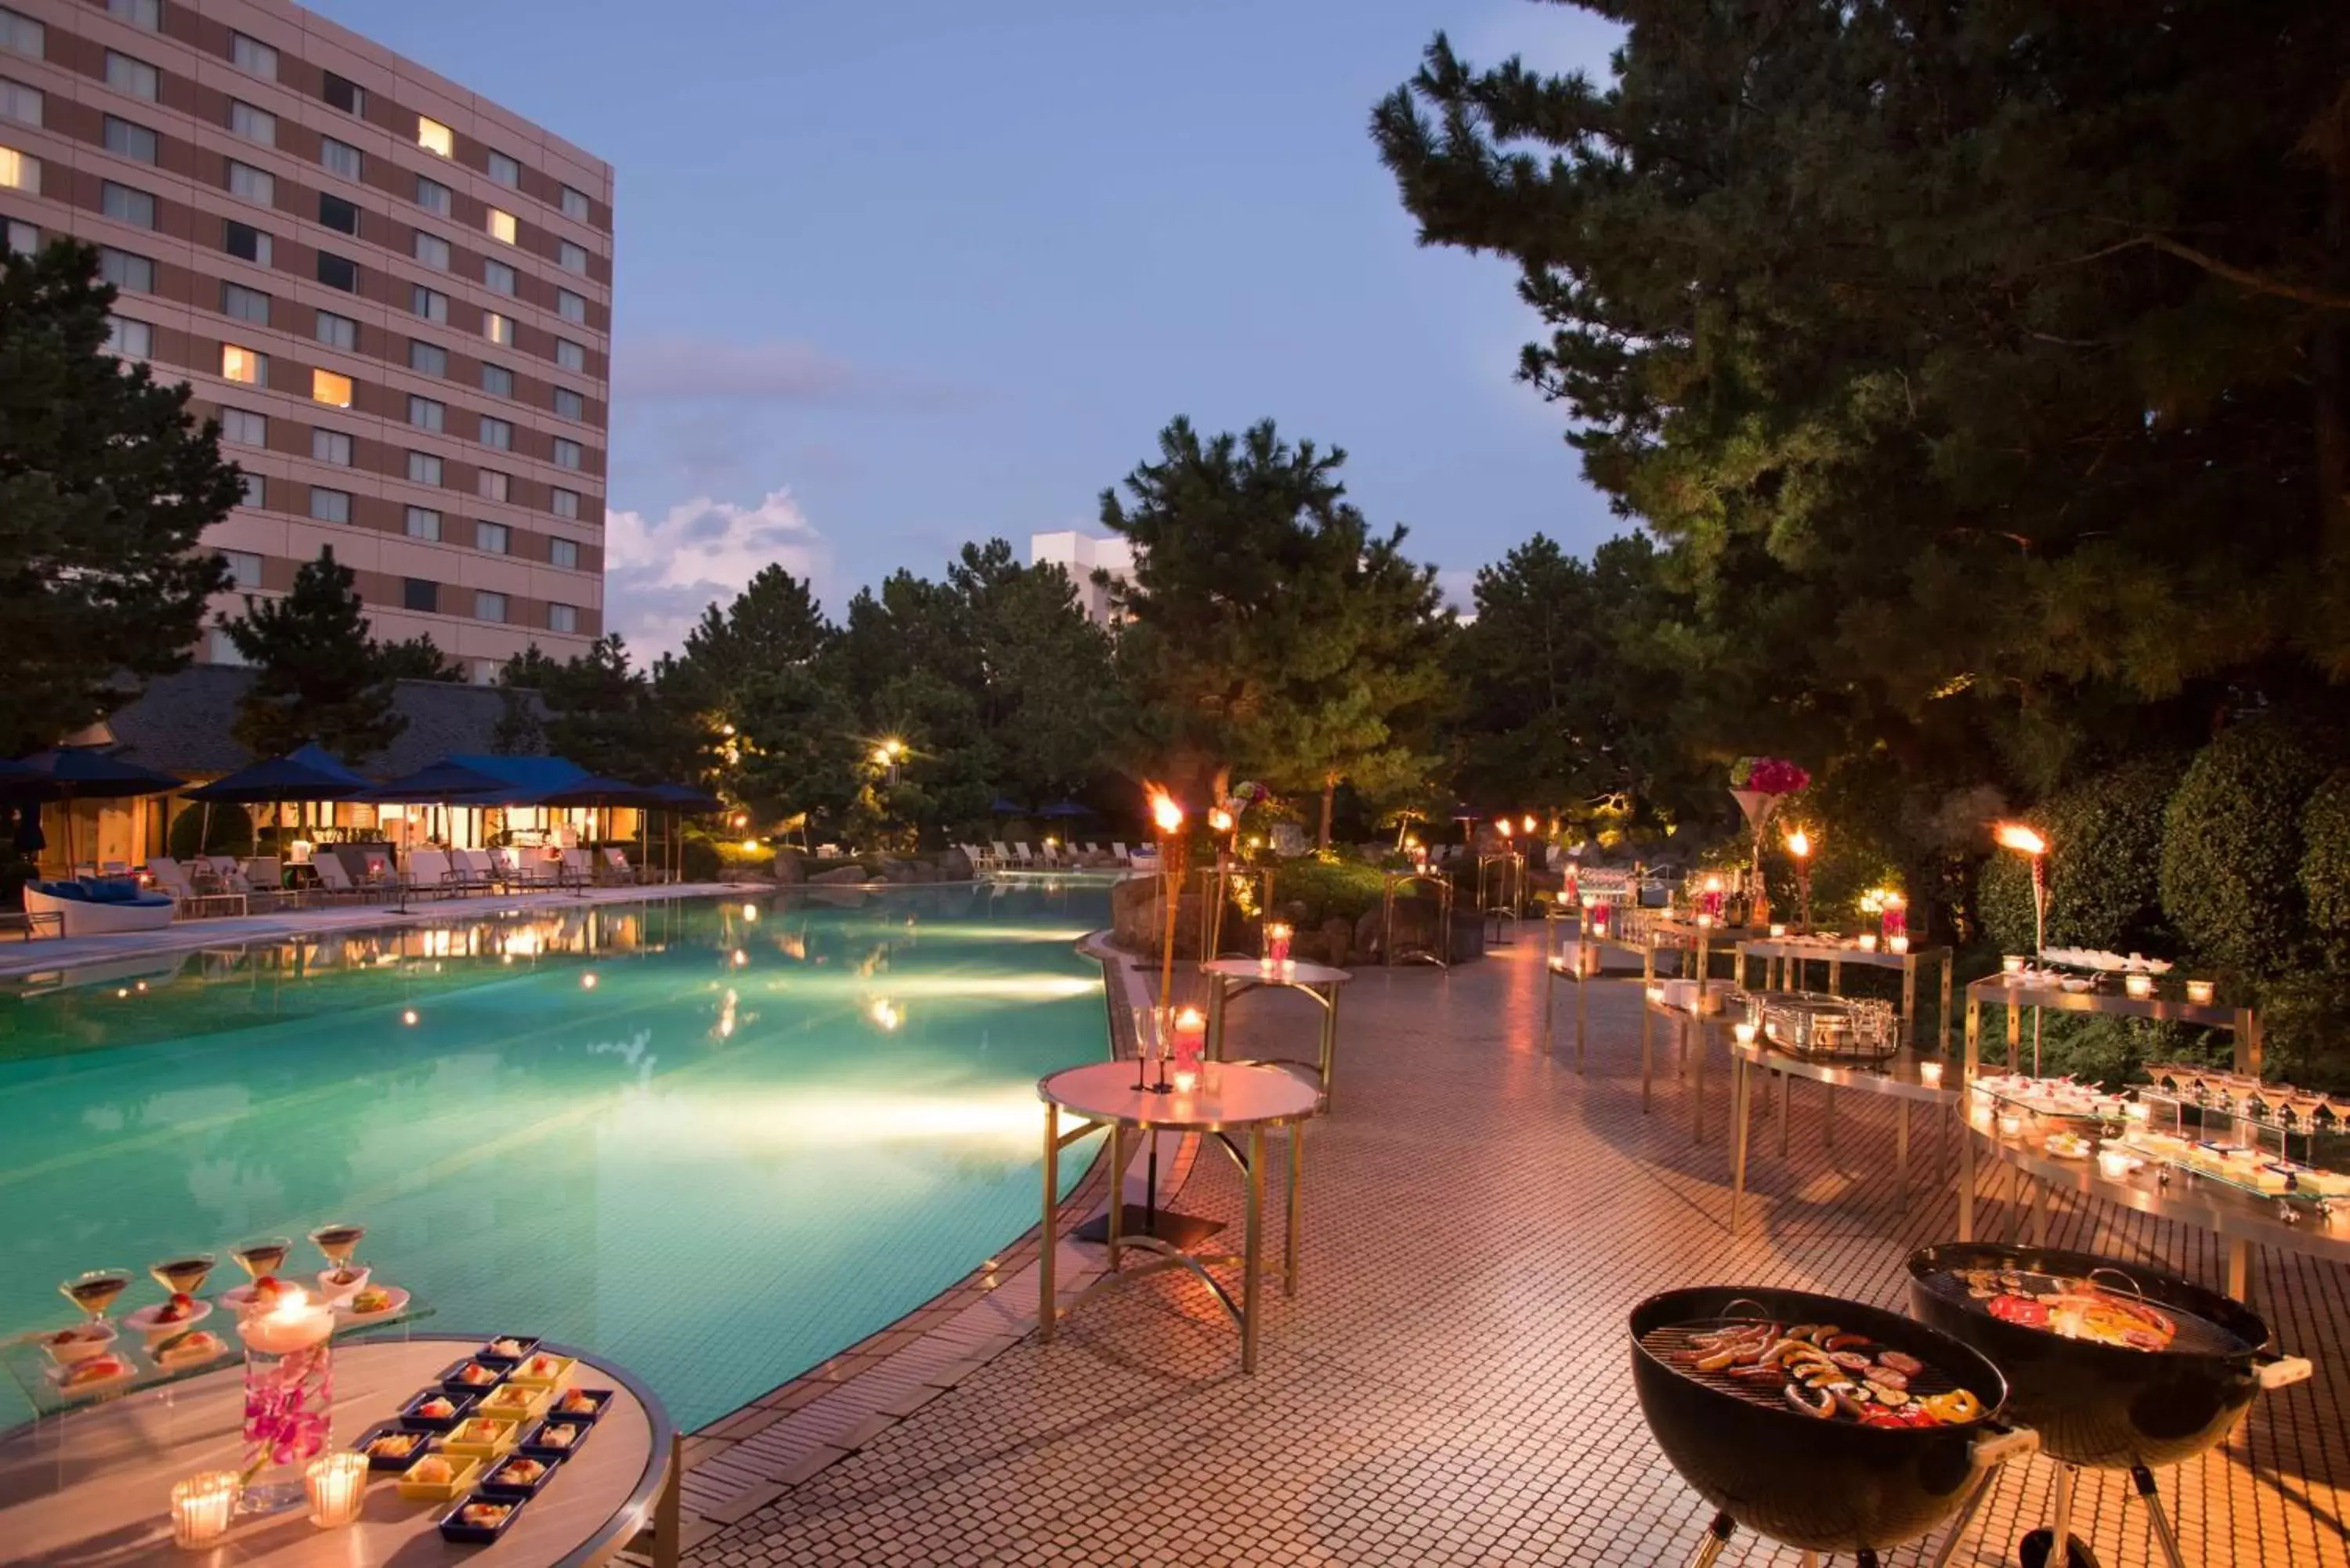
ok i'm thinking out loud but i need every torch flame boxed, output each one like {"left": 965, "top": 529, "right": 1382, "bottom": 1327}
{"left": 1784, "top": 829, "right": 1812, "bottom": 858}
{"left": 1497, "top": 820, "right": 1513, "bottom": 837}
{"left": 1208, "top": 808, "right": 1233, "bottom": 833}
{"left": 1522, "top": 814, "right": 1537, "bottom": 834}
{"left": 1145, "top": 784, "right": 1183, "bottom": 836}
{"left": 1994, "top": 822, "right": 2047, "bottom": 856}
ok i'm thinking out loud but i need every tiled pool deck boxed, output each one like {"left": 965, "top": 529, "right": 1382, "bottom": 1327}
{"left": 674, "top": 933, "right": 2350, "bottom": 1566}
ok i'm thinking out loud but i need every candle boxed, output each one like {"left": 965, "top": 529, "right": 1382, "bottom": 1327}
{"left": 1645, "top": 985, "right": 1665, "bottom": 1006}
{"left": 1888, "top": 934, "right": 1910, "bottom": 955}
{"left": 2126, "top": 1100, "right": 2150, "bottom": 1122}
{"left": 1170, "top": 1067, "right": 1200, "bottom": 1094}
{"left": 1998, "top": 1113, "right": 2023, "bottom": 1136}
{"left": 1768, "top": 923, "right": 1787, "bottom": 939}
{"left": 237, "top": 1287, "right": 333, "bottom": 1355}
{"left": 2124, "top": 973, "right": 2153, "bottom": 999}
{"left": 2001, "top": 955, "right": 2026, "bottom": 978}
{"left": 305, "top": 1451, "right": 367, "bottom": 1528}
{"left": 1919, "top": 1061, "right": 1944, "bottom": 1086}
{"left": 2186, "top": 979, "right": 2214, "bottom": 1005}
{"left": 1265, "top": 921, "right": 1292, "bottom": 966}
{"left": 1695, "top": 912, "right": 1713, "bottom": 930}
{"left": 1856, "top": 932, "right": 1878, "bottom": 952}
{"left": 1733, "top": 1021, "right": 1757, "bottom": 1046}
{"left": 172, "top": 1472, "right": 240, "bottom": 1548}
{"left": 2097, "top": 1148, "right": 2132, "bottom": 1180}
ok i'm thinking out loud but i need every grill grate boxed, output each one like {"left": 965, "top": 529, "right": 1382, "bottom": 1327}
{"left": 1914, "top": 1268, "right": 2249, "bottom": 1357}
{"left": 1640, "top": 1317, "right": 1964, "bottom": 1413}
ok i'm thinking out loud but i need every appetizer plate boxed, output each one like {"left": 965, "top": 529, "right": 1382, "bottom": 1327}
{"left": 438, "top": 1493, "right": 526, "bottom": 1545}
{"left": 337, "top": 1284, "right": 410, "bottom": 1324}
{"left": 437, "top": 1357, "right": 510, "bottom": 1394}
{"left": 125, "top": 1298, "right": 213, "bottom": 1338}
{"left": 441, "top": 1414, "right": 523, "bottom": 1460}
{"left": 352, "top": 1421, "right": 434, "bottom": 1472}
{"left": 314, "top": 1266, "right": 371, "bottom": 1305}
{"left": 34, "top": 1321, "right": 118, "bottom": 1367}
{"left": 150, "top": 1328, "right": 233, "bottom": 1369}
{"left": 399, "top": 1387, "right": 479, "bottom": 1431}
{"left": 475, "top": 1382, "right": 548, "bottom": 1422}
{"left": 396, "top": 1453, "right": 482, "bottom": 1505}
{"left": 477, "top": 1451, "right": 562, "bottom": 1498}
{"left": 519, "top": 1418, "right": 591, "bottom": 1461}
{"left": 504, "top": 1351, "right": 575, "bottom": 1389}
{"left": 547, "top": 1387, "right": 612, "bottom": 1424}
{"left": 45, "top": 1355, "right": 135, "bottom": 1397}
{"left": 475, "top": 1335, "right": 540, "bottom": 1367}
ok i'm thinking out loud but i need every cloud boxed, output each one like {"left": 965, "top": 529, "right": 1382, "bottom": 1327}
{"left": 602, "top": 489, "right": 830, "bottom": 659}
{"left": 613, "top": 334, "right": 965, "bottom": 410}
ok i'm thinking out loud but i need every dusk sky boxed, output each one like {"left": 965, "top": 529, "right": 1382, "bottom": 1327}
{"left": 309, "top": 0, "right": 1628, "bottom": 655}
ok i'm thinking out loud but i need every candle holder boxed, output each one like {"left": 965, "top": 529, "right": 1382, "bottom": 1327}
{"left": 1888, "top": 934, "right": 1910, "bottom": 955}
{"left": 236, "top": 1292, "right": 335, "bottom": 1513}
{"left": 172, "top": 1472, "right": 242, "bottom": 1549}
{"left": 1264, "top": 921, "right": 1292, "bottom": 967}
{"left": 1162, "top": 1005, "right": 1206, "bottom": 1097}
{"left": 2097, "top": 1148, "right": 2133, "bottom": 1181}
{"left": 1919, "top": 1060, "right": 1944, "bottom": 1087}
{"left": 2124, "top": 973, "right": 2154, "bottom": 1000}
{"left": 1856, "top": 932, "right": 1878, "bottom": 952}
{"left": 305, "top": 1451, "right": 367, "bottom": 1528}
{"left": 2186, "top": 979, "right": 2215, "bottom": 1005}
{"left": 1768, "top": 923, "right": 1787, "bottom": 939}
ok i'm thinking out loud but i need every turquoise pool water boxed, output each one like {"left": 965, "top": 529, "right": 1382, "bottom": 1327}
{"left": 0, "top": 884, "right": 1112, "bottom": 1429}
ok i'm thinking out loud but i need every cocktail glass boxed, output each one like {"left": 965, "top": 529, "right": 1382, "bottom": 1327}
{"left": 60, "top": 1269, "right": 132, "bottom": 1324}
{"left": 231, "top": 1236, "right": 293, "bottom": 1285}
{"left": 150, "top": 1252, "right": 216, "bottom": 1319}
{"left": 2253, "top": 1083, "right": 2295, "bottom": 1125}
{"left": 308, "top": 1223, "right": 366, "bottom": 1289}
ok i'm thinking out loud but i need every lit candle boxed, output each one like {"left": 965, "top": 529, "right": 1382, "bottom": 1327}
{"left": 1768, "top": 923, "right": 1787, "bottom": 939}
{"left": 1919, "top": 1061, "right": 1944, "bottom": 1086}
{"left": 1695, "top": 911, "right": 1714, "bottom": 930}
{"left": 1856, "top": 932, "right": 1878, "bottom": 952}
{"left": 237, "top": 1287, "right": 333, "bottom": 1356}
{"left": 1172, "top": 1006, "right": 1206, "bottom": 1053}
{"left": 172, "top": 1472, "right": 241, "bottom": 1548}
{"left": 305, "top": 1451, "right": 367, "bottom": 1528}
{"left": 1645, "top": 985, "right": 1665, "bottom": 1006}
{"left": 1733, "top": 1021, "right": 1757, "bottom": 1046}
{"left": 1888, "top": 934, "right": 1910, "bottom": 955}
{"left": 1998, "top": 1113, "right": 2023, "bottom": 1136}
{"left": 2001, "top": 955, "right": 2026, "bottom": 977}
{"left": 2186, "top": 979, "right": 2214, "bottom": 1005}
{"left": 1171, "top": 1066, "right": 1200, "bottom": 1093}
{"left": 2124, "top": 973, "right": 2153, "bottom": 999}
{"left": 2126, "top": 1100, "right": 2150, "bottom": 1122}
{"left": 2097, "top": 1148, "right": 2132, "bottom": 1180}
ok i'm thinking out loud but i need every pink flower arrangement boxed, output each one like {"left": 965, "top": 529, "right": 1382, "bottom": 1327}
{"left": 1729, "top": 757, "right": 1810, "bottom": 796}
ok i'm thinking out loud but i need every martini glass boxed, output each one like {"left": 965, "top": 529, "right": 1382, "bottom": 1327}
{"left": 309, "top": 1223, "right": 367, "bottom": 1291}
{"left": 150, "top": 1252, "right": 216, "bottom": 1321}
{"left": 230, "top": 1237, "right": 293, "bottom": 1299}
{"left": 2253, "top": 1082, "right": 2295, "bottom": 1127}
{"left": 60, "top": 1269, "right": 132, "bottom": 1325}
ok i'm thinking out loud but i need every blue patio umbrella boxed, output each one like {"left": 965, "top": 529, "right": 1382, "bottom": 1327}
{"left": 363, "top": 760, "right": 519, "bottom": 804}
{"left": 185, "top": 742, "right": 372, "bottom": 803}
{"left": 1, "top": 746, "right": 185, "bottom": 867}
{"left": 1039, "top": 800, "right": 1090, "bottom": 818}
{"left": 989, "top": 797, "right": 1030, "bottom": 815}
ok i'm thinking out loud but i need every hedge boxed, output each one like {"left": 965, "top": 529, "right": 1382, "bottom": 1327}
{"left": 1977, "top": 755, "right": 2183, "bottom": 959}
{"left": 168, "top": 802, "right": 255, "bottom": 860}
{"left": 2159, "top": 721, "right": 2333, "bottom": 976}
{"left": 2301, "top": 771, "right": 2350, "bottom": 969}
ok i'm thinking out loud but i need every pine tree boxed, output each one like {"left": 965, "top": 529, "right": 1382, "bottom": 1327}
{"left": 220, "top": 548, "right": 405, "bottom": 763}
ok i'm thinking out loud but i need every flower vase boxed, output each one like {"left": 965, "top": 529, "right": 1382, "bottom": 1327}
{"left": 1730, "top": 789, "right": 1781, "bottom": 930}
{"left": 240, "top": 1338, "right": 333, "bottom": 1512}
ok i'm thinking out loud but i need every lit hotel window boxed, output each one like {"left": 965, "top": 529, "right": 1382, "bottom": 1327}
{"left": 486, "top": 208, "right": 515, "bottom": 245}
{"left": 418, "top": 116, "right": 453, "bottom": 157}
{"left": 221, "top": 344, "right": 265, "bottom": 385}
{"left": 311, "top": 368, "right": 352, "bottom": 408}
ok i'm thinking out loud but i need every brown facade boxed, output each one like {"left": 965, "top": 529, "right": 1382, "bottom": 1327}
{"left": 0, "top": 0, "right": 613, "bottom": 677}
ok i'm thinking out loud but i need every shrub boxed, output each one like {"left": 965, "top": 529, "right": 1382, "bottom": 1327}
{"left": 1756, "top": 777, "right": 1906, "bottom": 932}
{"left": 1268, "top": 858, "right": 1388, "bottom": 929}
{"left": 2160, "top": 721, "right": 2333, "bottom": 976}
{"left": 2301, "top": 771, "right": 2350, "bottom": 970}
{"left": 1977, "top": 755, "right": 2184, "bottom": 959}
{"left": 168, "top": 802, "right": 254, "bottom": 860}
{"left": 678, "top": 836, "right": 721, "bottom": 883}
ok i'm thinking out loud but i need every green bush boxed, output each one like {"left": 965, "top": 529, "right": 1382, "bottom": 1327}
{"left": 1966, "top": 1005, "right": 2224, "bottom": 1089}
{"left": 714, "top": 840, "right": 774, "bottom": 875}
{"left": 678, "top": 836, "right": 721, "bottom": 883}
{"left": 169, "top": 803, "right": 254, "bottom": 860}
{"left": 2247, "top": 969, "right": 2350, "bottom": 1093}
{"left": 1978, "top": 755, "right": 2184, "bottom": 958}
{"left": 1268, "top": 858, "right": 1388, "bottom": 929}
{"left": 2160, "top": 721, "right": 2333, "bottom": 976}
{"left": 2301, "top": 771, "right": 2350, "bottom": 970}
{"left": 1756, "top": 777, "right": 1907, "bottom": 932}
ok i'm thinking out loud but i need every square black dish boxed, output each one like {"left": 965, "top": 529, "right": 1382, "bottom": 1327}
{"left": 350, "top": 1420, "right": 433, "bottom": 1472}
{"left": 519, "top": 1418, "right": 591, "bottom": 1460}
{"left": 475, "top": 1334, "right": 540, "bottom": 1367}
{"left": 437, "top": 1492, "right": 527, "bottom": 1545}
{"left": 437, "top": 1356, "right": 510, "bottom": 1395}
{"left": 477, "top": 1451, "right": 562, "bottom": 1498}
{"left": 400, "top": 1387, "right": 479, "bottom": 1431}
{"left": 544, "top": 1386, "right": 612, "bottom": 1423}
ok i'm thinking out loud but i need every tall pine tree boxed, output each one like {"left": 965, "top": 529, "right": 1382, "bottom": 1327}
{"left": 220, "top": 547, "right": 405, "bottom": 763}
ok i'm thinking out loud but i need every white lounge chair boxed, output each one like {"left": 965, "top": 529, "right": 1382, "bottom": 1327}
{"left": 599, "top": 847, "right": 635, "bottom": 885}
{"left": 146, "top": 858, "right": 246, "bottom": 919}
{"left": 451, "top": 848, "right": 497, "bottom": 893}
{"left": 310, "top": 855, "right": 373, "bottom": 904}
{"left": 1112, "top": 841, "right": 1131, "bottom": 865}
{"left": 407, "top": 850, "right": 456, "bottom": 898}
{"left": 1012, "top": 843, "right": 1036, "bottom": 867}
{"left": 560, "top": 848, "right": 594, "bottom": 889}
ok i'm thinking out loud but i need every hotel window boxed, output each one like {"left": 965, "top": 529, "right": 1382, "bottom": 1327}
{"left": 107, "top": 0, "right": 161, "bottom": 30}
{"left": 475, "top": 519, "right": 508, "bottom": 555}
{"left": 486, "top": 150, "right": 519, "bottom": 186}
{"left": 558, "top": 241, "right": 588, "bottom": 274}
{"left": 220, "top": 549, "right": 262, "bottom": 589}
{"left": 403, "top": 577, "right": 437, "bottom": 612}
{"left": 219, "top": 408, "right": 266, "bottom": 446}
{"left": 103, "top": 115, "right": 157, "bottom": 162}
{"left": 553, "top": 387, "right": 584, "bottom": 421}
{"left": 316, "top": 252, "right": 357, "bottom": 292}
{"left": 481, "top": 363, "right": 513, "bottom": 398}
{"left": 548, "top": 603, "right": 577, "bottom": 634}
{"left": 407, "top": 394, "right": 443, "bottom": 432}
{"left": 311, "top": 428, "right": 351, "bottom": 465}
{"left": 315, "top": 309, "right": 356, "bottom": 351}
{"left": 311, "top": 368, "right": 352, "bottom": 407}
{"left": 478, "top": 469, "right": 508, "bottom": 501}
{"left": 223, "top": 220, "right": 271, "bottom": 266}
{"left": 549, "top": 537, "right": 579, "bottom": 569}
{"left": 309, "top": 486, "right": 350, "bottom": 522}
{"left": 0, "top": 143, "right": 31, "bottom": 193}
{"left": 485, "top": 311, "right": 514, "bottom": 347}
{"left": 320, "top": 137, "right": 360, "bottom": 181}
{"left": 239, "top": 473, "right": 265, "bottom": 508}
{"left": 560, "top": 185, "right": 590, "bottom": 222}
{"left": 100, "top": 181, "right": 154, "bottom": 228}
{"left": 228, "top": 100, "right": 275, "bottom": 146}
{"left": 475, "top": 590, "right": 507, "bottom": 623}
{"left": 486, "top": 207, "right": 515, "bottom": 244}
{"left": 417, "top": 116, "right": 452, "bottom": 157}
{"left": 479, "top": 415, "right": 512, "bottom": 450}
{"left": 98, "top": 247, "right": 154, "bottom": 291}
{"left": 0, "top": 77, "right": 38, "bottom": 125}
{"left": 483, "top": 258, "right": 515, "bottom": 295}
{"left": 0, "top": 6, "right": 38, "bottom": 57}
{"left": 106, "top": 316, "right": 151, "bottom": 358}
{"left": 105, "top": 50, "right": 157, "bottom": 99}
{"left": 230, "top": 32, "right": 277, "bottom": 80}
{"left": 227, "top": 161, "right": 273, "bottom": 206}
{"left": 404, "top": 506, "right": 440, "bottom": 542}
{"left": 412, "top": 229, "right": 449, "bottom": 269}
{"left": 550, "top": 487, "right": 579, "bottom": 520}
{"left": 5, "top": 217, "right": 35, "bottom": 254}
{"left": 415, "top": 175, "right": 450, "bottom": 215}
{"left": 556, "top": 289, "right": 587, "bottom": 324}
{"left": 319, "top": 193, "right": 359, "bottom": 236}
{"left": 551, "top": 438, "right": 583, "bottom": 471}
{"left": 323, "top": 71, "right": 363, "bottom": 115}
{"left": 407, "top": 450, "right": 443, "bottom": 486}
{"left": 220, "top": 281, "right": 270, "bottom": 325}
{"left": 410, "top": 284, "right": 447, "bottom": 323}
{"left": 555, "top": 339, "right": 585, "bottom": 373}
{"left": 408, "top": 340, "right": 446, "bottom": 377}
{"left": 222, "top": 345, "right": 265, "bottom": 385}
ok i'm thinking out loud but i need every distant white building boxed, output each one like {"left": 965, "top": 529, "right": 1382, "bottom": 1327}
{"left": 1029, "top": 530, "right": 1136, "bottom": 626}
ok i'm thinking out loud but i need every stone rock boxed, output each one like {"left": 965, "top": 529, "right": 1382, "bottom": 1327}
{"left": 772, "top": 850, "right": 808, "bottom": 885}
{"left": 938, "top": 846, "right": 974, "bottom": 881}
{"left": 809, "top": 864, "right": 872, "bottom": 886}
{"left": 1108, "top": 879, "right": 1208, "bottom": 958}
{"left": 1321, "top": 916, "right": 1352, "bottom": 970}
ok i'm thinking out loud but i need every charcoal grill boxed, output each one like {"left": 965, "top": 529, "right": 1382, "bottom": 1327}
{"left": 1631, "top": 1285, "right": 2035, "bottom": 1566}
{"left": 1908, "top": 1241, "right": 2312, "bottom": 1568}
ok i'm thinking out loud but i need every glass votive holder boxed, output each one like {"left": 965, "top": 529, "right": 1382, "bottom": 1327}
{"left": 1856, "top": 933, "right": 1878, "bottom": 952}
{"left": 2124, "top": 973, "right": 2154, "bottom": 1000}
{"left": 2126, "top": 1100, "right": 2150, "bottom": 1122}
{"left": 1919, "top": 1061, "right": 1944, "bottom": 1086}
{"left": 2097, "top": 1148, "right": 2133, "bottom": 1180}
{"left": 1733, "top": 1021, "right": 1757, "bottom": 1046}
{"left": 305, "top": 1451, "right": 367, "bottom": 1528}
{"left": 1170, "top": 1067, "right": 1200, "bottom": 1095}
{"left": 1998, "top": 1113, "right": 2023, "bottom": 1137}
{"left": 172, "top": 1471, "right": 242, "bottom": 1549}
{"left": 1888, "top": 934, "right": 1911, "bottom": 954}
{"left": 1644, "top": 985, "right": 1665, "bottom": 1006}
{"left": 2001, "top": 955, "right": 2026, "bottom": 978}
{"left": 2186, "top": 979, "right": 2215, "bottom": 1005}
{"left": 1768, "top": 923, "right": 1787, "bottom": 938}
{"left": 1695, "top": 912, "right": 1714, "bottom": 930}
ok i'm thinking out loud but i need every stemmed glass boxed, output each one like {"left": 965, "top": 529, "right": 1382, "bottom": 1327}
{"left": 309, "top": 1223, "right": 366, "bottom": 1291}
{"left": 1130, "top": 1005, "right": 1168, "bottom": 1093}
{"left": 230, "top": 1236, "right": 292, "bottom": 1288}
{"left": 59, "top": 1269, "right": 132, "bottom": 1325}
{"left": 150, "top": 1253, "right": 216, "bottom": 1320}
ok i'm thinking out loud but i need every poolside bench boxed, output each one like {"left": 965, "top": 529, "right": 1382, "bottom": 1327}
{"left": 1, "top": 909, "right": 62, "bottom": 941}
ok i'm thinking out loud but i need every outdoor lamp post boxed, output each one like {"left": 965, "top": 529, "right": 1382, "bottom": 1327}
{"left": 1784, "top": 828, "right": 1814, "bottom": 932}
{"left": 872, "top": 738, "right": 905, "bottom": 787}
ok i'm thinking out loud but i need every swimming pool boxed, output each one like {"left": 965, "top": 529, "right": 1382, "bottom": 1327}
{"left": 0, "top": 883, "right": 1113, "bottom": 1429}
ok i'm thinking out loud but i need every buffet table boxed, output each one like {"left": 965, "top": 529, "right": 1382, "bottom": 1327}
{"left": 1540, "top": 904, "right": 1647, "bottom": 1064}
{"left": 1379, "top": 870, "right": 1453, "bottom": 969}
{"left": 1734, "top": 937, "right": 1954, "bottom": 1052}
{"left": 1198, "top": 957, "right": 1351, "bottom": 1107}
{"left": 0, "top": 1335, "right": 678, "bottom": 1566}
{"left": 1726, "top": 1038, "right": 1959, "bottom": 1234}
{"left": 1038, "top": 1060, "right": 1318, "bottom": 1374}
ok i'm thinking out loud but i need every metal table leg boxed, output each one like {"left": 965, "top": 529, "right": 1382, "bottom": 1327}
{"left": 1285, "top": 1120, "right": 1303, "bottom": 1296}
{"left": 1318, "top": 985, "right": 1340, "bottom": 1109}
{"left": 1729, "top": 1054, "right": 1752, "bottom": 1234}
{"left": 1206, "top": 974, "right": 1228, "bottom": 1061}
{"left": 1241, "top": 1125, "right": 1265, "bottom": 1374}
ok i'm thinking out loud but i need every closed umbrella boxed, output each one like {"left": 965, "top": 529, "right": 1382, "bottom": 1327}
{"left": 641, "top": 783, "right": 723, "bottom": 883}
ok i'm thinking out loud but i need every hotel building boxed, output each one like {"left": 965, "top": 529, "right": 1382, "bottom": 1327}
{"left": 0, "top": 0, "right": 611, "bottom": 680}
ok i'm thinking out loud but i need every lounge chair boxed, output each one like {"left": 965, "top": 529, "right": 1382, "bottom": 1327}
{"left": 1010, "top": 843, "right": 1036, "bottom": 868}
{"left": 407, "top": 850, "right": 457, "bottom": 898}
{"left": 559, "top": 848, "right": 594, "bottom": 889}
{"left": 599, "top": 847, "right": 636, "bottom": 885}
{"left": 24, "top": 878, "right": 175, "bottom": 936}
{"left": 146, "top": 858, "right": 246, "bottom": 919}
{"left": 451, "top": 848, "right": 497, "bottom": 893}
{"left": 310, "top": 855, "right": 374, "bottom": 904}
{"left": 1112, "top": 841, "right": 1130, "bottom": 864}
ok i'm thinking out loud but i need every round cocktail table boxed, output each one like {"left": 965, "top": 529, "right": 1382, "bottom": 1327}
{"left": 0, "top": 1335, "right": 675, "bottom": 1566}
{"left": 1198, "top": 957, "right": 1352, "bottom": 1106}
{"left": 1037, "top": 1059, "right": 1320, "bottom": 1373}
